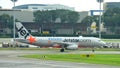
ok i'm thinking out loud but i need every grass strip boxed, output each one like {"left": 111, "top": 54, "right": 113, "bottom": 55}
{"left": 0, "top": 48, "right": 120, "bottom": 51}
{"left": 22, "top": 54, "right": 120, "bottom": 66}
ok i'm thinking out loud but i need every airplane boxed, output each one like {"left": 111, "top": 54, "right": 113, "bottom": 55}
{"left": 15, "top": 22, "right": 107, "bottom": 52}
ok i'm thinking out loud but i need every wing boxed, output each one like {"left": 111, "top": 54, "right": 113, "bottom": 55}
{"left": 53, "top": 42, "right": 78, "bottom": 50}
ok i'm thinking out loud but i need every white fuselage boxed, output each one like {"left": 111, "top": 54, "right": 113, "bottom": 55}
{"left": 15, "top": 36, "right": 106, "bottom": 48}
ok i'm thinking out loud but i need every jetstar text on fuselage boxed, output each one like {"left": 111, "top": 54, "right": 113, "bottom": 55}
{"left": 63, "top": 39, "right": 91, "bottom": 42}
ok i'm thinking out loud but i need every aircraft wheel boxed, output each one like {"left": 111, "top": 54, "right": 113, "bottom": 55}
{"left": 60, "top": 48, "right": 64, "bottom": 52}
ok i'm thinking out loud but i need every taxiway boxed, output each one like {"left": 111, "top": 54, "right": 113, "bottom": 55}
{"left": 0, "top": 50, "right": 120, "bottom": 68}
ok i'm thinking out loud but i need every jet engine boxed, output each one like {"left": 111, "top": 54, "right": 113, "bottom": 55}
{"left": 65, "top": 44, "right": 78, "bottom": 50}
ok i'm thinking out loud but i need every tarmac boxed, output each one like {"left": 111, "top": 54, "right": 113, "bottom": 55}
{"left": 0, "top": 50, "right": 120, "bottom": 68}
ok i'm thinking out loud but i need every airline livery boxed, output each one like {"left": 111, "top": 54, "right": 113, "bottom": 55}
{"left": 15, "top": 22, "right": 107, "bottom": 52}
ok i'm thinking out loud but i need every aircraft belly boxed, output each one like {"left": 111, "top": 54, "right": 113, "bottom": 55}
{"left": 34, "top": 40, "right": 52, "bottom": 46}
{"left": 78, "top": 42, "right": 93, "bottom": 47}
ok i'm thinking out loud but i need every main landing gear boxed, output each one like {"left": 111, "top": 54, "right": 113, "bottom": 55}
{"left": 60, "top": 45, "right": 65, "bottom": 52}
{"left": 60, "top": 48, "right": 65, "bottom": 52}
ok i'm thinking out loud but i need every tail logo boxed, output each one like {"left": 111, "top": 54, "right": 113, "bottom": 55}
{"left": 18, "top": 26, "right": 26, "bottom": 36}
{"left": 18, "top": 26, "right": 30, "bottom": 39}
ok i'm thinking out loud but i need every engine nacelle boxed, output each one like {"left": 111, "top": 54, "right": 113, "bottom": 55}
{"left": 66, "top": 44, "right": 78, "bottom": 50}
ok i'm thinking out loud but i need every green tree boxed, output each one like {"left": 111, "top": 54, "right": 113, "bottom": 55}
{"left": 33, "top": 9, "right": 79, "bottom": 23}
{"left": 67, "top": 11, "right": 79, "bottom": 23}
{"left": 103, "top": 7, "right": 120, "bottom": 26}
{"left": 81, "top": 15, "right": 98, "bottom": 26}
{"left": 103, "top": 7, "right": 120, "bottom": 34}
{"left": 33, "top": 10, "right": 52, "bottom": 23}
{"left": 0, "top": 14, "right": 13, "bottom": 28}
{"left": 81, "top": 16, "right": 93, "bottom": 24}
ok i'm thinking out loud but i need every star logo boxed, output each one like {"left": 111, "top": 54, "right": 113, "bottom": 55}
{"left": 27, "top": 35, "right": 36, "bottom": 44}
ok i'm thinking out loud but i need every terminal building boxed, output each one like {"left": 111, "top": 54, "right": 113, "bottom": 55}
{"left": 22, "top": 22, "right": 87, "bottom": 35}
{"left": 0, "top": 9, "right": 34, "bottom": 22}
{"left": 103, "top": 2, "right": 120, "bottom": 10}
{"left": 0, "top": 4, "right": 88, "bottom": 22}
{"left": 0, "top": 4, "right": 88, "bottom": 35}
{"left": 13, "top": 4, "right": 75, "bottom": 11}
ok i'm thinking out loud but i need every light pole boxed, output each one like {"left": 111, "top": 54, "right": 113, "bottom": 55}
{"left": 11, "top": 0, "right": 17, "bottom": 41}
{"left": 97, "top": 0, "right": 104, "bottom": 38}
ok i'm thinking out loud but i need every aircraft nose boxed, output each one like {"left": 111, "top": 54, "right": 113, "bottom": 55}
{"left": 101, "top": 41, "right": 106, "bottom": 45}
{"left": 101, "top": 41, "right": 108, "bottom": 48}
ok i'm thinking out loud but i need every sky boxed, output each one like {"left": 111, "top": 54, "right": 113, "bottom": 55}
{"left": 0, "top": 0, "right": 120, "bottom": 11}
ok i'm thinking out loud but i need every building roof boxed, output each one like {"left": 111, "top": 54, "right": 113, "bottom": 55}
{"left": 13, "top": 4, "right": 75, "bottom": 11}
{"left": 13, "top": 4, "right": 48, "bottom": 9}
